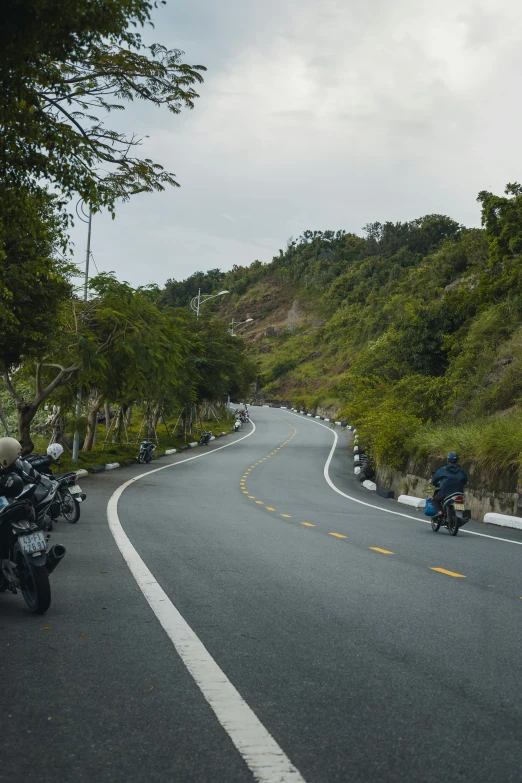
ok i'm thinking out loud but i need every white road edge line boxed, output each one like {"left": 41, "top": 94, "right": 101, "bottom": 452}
{"left": 106, "top": 419, "right": 306, "bottom": 783}
{"left": 284, "top": 411, "right": 522, "bottom": 548}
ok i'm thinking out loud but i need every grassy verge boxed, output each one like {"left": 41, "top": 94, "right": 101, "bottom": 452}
{"left": 30, "top": 411, "right": 235, "bottom": 472}
{"left": 410, "top": 412, "right": 522, "bottom": 479}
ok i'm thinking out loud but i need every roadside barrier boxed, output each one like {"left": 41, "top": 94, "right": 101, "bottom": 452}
{"left": 484, "top": 512, "right": 522, "bottom": 530}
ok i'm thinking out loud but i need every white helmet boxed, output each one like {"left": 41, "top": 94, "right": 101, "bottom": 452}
{"left": 47, "top": 443, "right": 64, "bottom": 461}
{"left": 0, "top": 437, "right": 22, "bottom": 469}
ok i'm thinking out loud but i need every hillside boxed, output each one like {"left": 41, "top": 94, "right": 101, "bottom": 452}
{"left": 161, "top": 183, "right": 522, "bottom": 482}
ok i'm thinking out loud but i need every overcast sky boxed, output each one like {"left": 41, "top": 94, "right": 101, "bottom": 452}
{"left": 70, "top": 0, "right": 522, "bottom": 288}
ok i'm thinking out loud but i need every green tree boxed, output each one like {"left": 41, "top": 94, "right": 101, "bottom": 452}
{"left": 2, "top": 273, "right": 190, "bottom": 451}
{"left": 0, "top": 184, "right": 73, "bottom": 404}
{"left": 1, "top": 1, "right": 206, "bottom": 211}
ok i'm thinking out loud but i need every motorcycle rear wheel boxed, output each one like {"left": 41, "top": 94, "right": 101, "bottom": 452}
{"left": 61, "top": 491, "right": 80, "bottom": 523}
{"left": 19, "top": 558, "right": 51, "bottom": 614}
{"left": 447, "top": 508, "right": 459, "bottom": 536}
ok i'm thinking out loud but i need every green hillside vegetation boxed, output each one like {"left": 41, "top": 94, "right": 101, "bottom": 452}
{"left": 162, "top": 183, "right": 522, "bottom": 476}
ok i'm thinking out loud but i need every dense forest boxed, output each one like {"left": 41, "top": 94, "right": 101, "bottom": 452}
{"left": 163, "top": 183, "right": 522, "bottom": 477}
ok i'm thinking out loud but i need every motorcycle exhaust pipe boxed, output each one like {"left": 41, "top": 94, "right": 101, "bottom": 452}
{"left": 46, "top": 544, "right": 66, "bottom": 575}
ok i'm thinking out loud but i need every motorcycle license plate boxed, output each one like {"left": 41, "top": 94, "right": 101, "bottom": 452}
{"left": 455, "top": 503, "right": 465, "bottom": 510}
{"left": 19, "top": 531, "right": 47, "bottom": 554}
{"left": 70, "top": 485, "right": 82, "bottom": 495}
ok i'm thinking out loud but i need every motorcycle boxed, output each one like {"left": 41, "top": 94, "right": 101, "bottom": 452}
{"left": 198, "top": 431, "right": 212, "bottom": 446}
{"left": 234, "top": 420, "right": 241, "bottom": 432}
{"left": 428, "top": 492, "right": 471, "bottom": 536}
{"left": 138, "top": 439, "right": 156, "bottom": 464}
{"left": 0, "top": 483, "right": 66, "bottom": 614}
{"left": 17, "top": 458, "right": 66, "bottom": 532}
{"left": 25, "top": 453, "right": 86, "bottom": 524}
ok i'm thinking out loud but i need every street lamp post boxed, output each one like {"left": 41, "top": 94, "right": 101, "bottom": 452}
{"left": 72, "top": 202, "right": 93, "bottom": 463}
{"left": 190, "top": 289, "right": 229, "bottom": 317}
{"left": 229, "top": 317, "right": 253, "bottom": 336}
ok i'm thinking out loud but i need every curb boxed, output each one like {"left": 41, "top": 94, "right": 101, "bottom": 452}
{"left": 398, "top": 494, "right": 426, "bottom": 509}
{"left": 484, "top": 512, "right": 522, "bottom": 530}
{"left": 74, "top": 431, "right": 233, "bottom": 476}
{"left": 376, "top": 487, "right": 395, "bottom": 499}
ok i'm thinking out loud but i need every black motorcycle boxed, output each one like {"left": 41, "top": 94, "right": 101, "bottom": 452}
{"left": 138, "top": 439, "right": 156, "bottom": 464}
{"left": 431, "top": 492, "right": 471, "bottom": 536}
{"left": 25, "top": 454, "right": 86, "bottom": 524}
{"left": 0, "top": 483, "right": 66, "bottom": 614}
{"left": 198, "top": 431, "right": 212, "bottom": 446}
{"left": 16, "top": 459, "right": 62, "bottom": 532}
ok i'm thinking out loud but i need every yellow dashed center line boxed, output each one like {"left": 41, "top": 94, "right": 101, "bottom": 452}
{"left": 369, "top": 547, "right": 394, "bottom": 555}
{"left": 240, "top": 417, "right": 298, "bottom": 520}
{"left": 430, "top": 567, "right": 466, "bottom": 578}
{"left": 301, "top": 522, "right": 315, "bottom": 527}
{"left": 329, "top": 532, "right": 347, "bottom": 539}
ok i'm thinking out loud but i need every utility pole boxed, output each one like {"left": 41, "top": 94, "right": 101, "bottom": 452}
{"left": 72, "top": 205, "right": 92, "bottom": 463}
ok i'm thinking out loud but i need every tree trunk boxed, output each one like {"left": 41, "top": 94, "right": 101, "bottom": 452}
{"left": 151, "top": 404, "right": 160, "bottom": 434}
{"left": 104, "top": 402, "right": 111, "bottom": 428}
{"left": 0, "top": 397, "right": 11, "bottom": 436}
{"left": 83, "top": 395, "right": 102, "bottom": 451}
{"left": 113, "top": 405, "right": 127, "bottom": 443}
{"left": 17, "top": 402, "right": 38, "bottom": 455}
{"left": 126, "top": 405, "right": 132, "bottom": 427}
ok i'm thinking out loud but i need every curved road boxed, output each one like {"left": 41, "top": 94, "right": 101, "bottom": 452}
{"left": 2, "top": 407, "right": 522, "bottom": 783}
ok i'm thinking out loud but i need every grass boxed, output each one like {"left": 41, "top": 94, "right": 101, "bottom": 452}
{"left": 31, "top": 410, "right": 236, "bottom": 472}
{"left": 410, "top": 411, "right": 522, "bottom": 478}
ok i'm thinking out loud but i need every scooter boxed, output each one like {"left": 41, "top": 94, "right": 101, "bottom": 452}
{"left": 138, "top": 439, "right": 156, "bottom": 464}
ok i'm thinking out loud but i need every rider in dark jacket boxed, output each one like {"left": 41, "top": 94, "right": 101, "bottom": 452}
{"left": 431, "top": 452, "right": 468, "bottom": 516}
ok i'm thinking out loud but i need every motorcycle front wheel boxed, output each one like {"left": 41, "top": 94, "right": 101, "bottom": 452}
{"left": 19, "top": 557, "right": 51, "bottom": 614}
{"left": 431, "top": 516, "right": 441, "bottom": 532}
{"left": 61, "top": 490, "right": 80, "bottom": 523}
{"left": 138, "top": 452, "right": 146, "bottom": 464}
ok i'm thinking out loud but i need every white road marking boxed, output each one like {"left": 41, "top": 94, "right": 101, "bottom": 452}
{"left": 107, "top": 420, "right": 306, "bottom": 783}
{"left": 284, "top": 411, "right": 522, "bottom": 548}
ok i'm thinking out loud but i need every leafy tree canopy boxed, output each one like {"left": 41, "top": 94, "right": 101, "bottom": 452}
{"left": 0, "top": 0, "right": 206, "bottom": 211}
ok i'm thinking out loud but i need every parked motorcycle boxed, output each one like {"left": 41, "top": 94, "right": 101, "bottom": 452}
{"left": 0, "top": 481, "right": 66, "bottom": 614}
{"left": 198, "top": 431, "right": 212, "bottom": 446}
{"left": 138, "top": 439, "right": 156, "bottom": 464}
{"left": 25, "top": 449, "right": 86, "bottom": 524}
{"left": 16, "top": 460, "right": 61, "bottom": 533}
{"left": 234, "top": 420, "right": 241, "bottom": 432}
{"left": 427, "top": 492, "right": 471, "bottom": 536}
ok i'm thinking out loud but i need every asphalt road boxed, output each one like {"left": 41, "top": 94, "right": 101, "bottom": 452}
{"left": 1, "top": 407, "right": 522, "bottom": 783}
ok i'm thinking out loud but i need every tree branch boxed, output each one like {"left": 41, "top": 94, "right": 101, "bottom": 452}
{"left": 2, "top": 372, "right": 22, "bottom": 404}
{"left": 35, "top": 364, "right": 79, "bottom": 407}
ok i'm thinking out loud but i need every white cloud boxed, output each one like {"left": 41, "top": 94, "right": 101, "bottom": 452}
{"left": 70, "top": 0, "right": 522, "bottom": 287}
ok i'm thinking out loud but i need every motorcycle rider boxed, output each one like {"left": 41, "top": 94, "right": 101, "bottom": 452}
{"left": 431, "top": 452, "right": 468, "bottom": 518}
{"left": 0, "top": 437, "right": 22, "bottom": 470}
